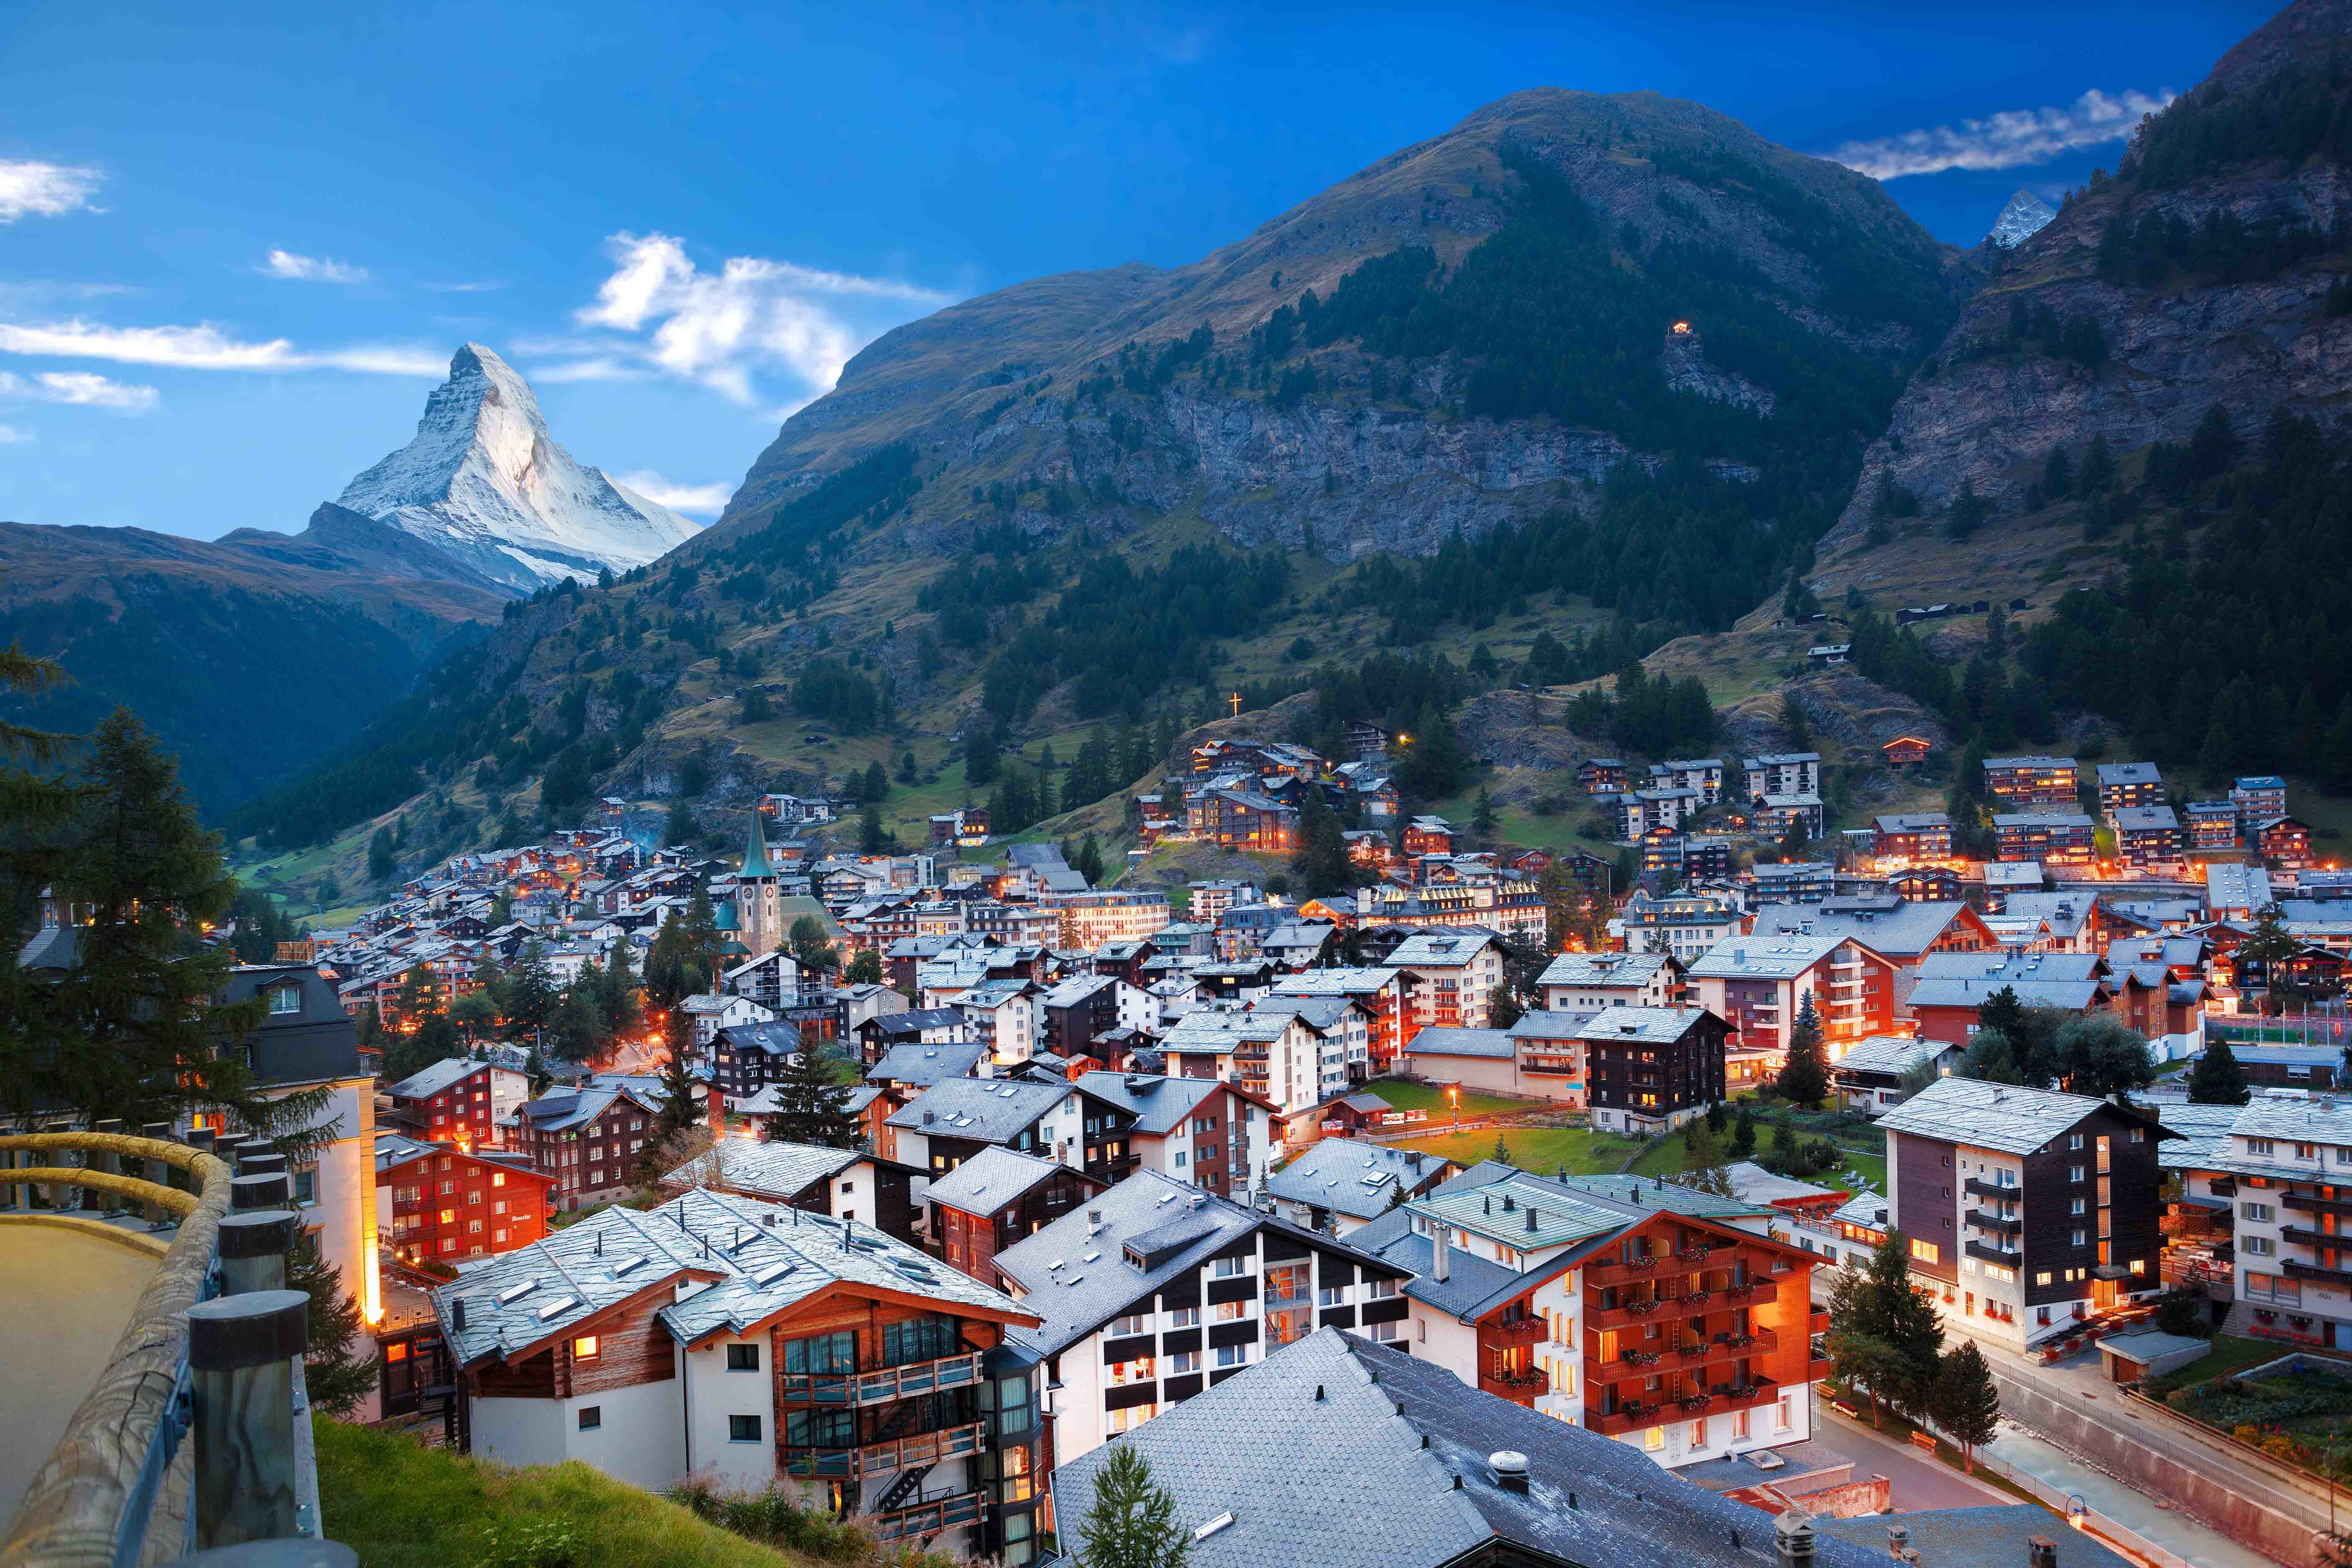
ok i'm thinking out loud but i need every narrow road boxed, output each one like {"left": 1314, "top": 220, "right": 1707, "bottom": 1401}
{"left": 1816, "top": 1406, "right": 2019, "bottom": 1513}
{"left": 1986, "top": 1419, "right": 2280, "bottom": 1568}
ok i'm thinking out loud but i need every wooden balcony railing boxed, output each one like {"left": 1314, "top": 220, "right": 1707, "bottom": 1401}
{"left": 780, "top": 1350, "right": 982, "bottom": 1407}
{"left": 2279, "top": 1224, "right": 2351, "bottom": 1253}
{"left": 782, "top": 1421, "right": 983, "bottom": 1480}
{"left": 867, "top": 1488, "right": 984, "bottom": 1542}
{"left": 2281, "top": 1191, "right": 2352, "bottom": 1217}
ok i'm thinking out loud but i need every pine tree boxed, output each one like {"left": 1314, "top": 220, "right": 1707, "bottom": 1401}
{"left": 1472, "top": 786, "right": 1496, "bottom": 835}
{"left": 1826, "top": 1229, "right": 1945, "bottom": 1426}
{"left": 1946, "top": 478, "right": 1985, "bottom": 541}
{"left": 765, "top": 1041, "right": 864, "bottom": 1150}
{"left": 1289, "top": 785, "right": 1351, "bottom": 897}
{"left": 2239, "top": 902, "right": 2302, "bottom": 1014}
{"left": 286, "top": 1228, "right": 376, "bottom": 1416}
{"left": 1493, "top": 1132, "right": 1513, "bottom": 1164}
{"left": 600, "top": 937, "right": 642, "bottom": 1037}
{"left": 1730, "top": 1104, "right": 1757, "bottom": 1158}
{"left": 0, "top": 710, "right": 328, "bottom": 1138}
{"left": 860, "top": 801, "right": 887, "bottom": 854}
{"left": 1074, "top": 1445, "right": 1192, "bottom": 1568}
{"left": 640, "top": 1029, "right": 704, "bottom": 1176}
{"left": 504, "top": 939, "right": 557, "bottom": 1032}
{"left": 1077, "top": 833, "right": 1106, "bottom": 887}
{"left": 1928, "top": 1339, "right": 2002, "bottom": 1472}
{"left": 846, "top": 947, "right": 884, "bottom": 986}
{"left": 1679, "top": 1119, "right": 1735, "bottom": 1196}
{"left": 2043, "top": 443, "right": 2073, "bottom": 499}
{"left": 1777, "top": 992, "right": 1829, "bottom": 1108}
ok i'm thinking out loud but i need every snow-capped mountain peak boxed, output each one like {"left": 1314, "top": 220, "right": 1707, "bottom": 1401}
{"left": 335, "top": 343, "right": 701, "bottom": 592}
{"left": 1987, "top": 189, "right": 2058, "bottom": 249}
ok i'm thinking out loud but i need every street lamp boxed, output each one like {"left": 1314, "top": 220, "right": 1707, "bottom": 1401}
{"left": 1449, "top": 1085, "right": 1459, "bottom": 1128}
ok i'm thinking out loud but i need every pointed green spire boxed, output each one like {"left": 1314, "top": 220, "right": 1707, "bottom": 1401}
{"left": 740, "top": 809, "right": 776, "bottom": 880}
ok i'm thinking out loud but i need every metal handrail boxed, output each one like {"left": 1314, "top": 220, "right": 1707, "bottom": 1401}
{"left": 0, "top": 1132, "right": 232, "bottom": 1568}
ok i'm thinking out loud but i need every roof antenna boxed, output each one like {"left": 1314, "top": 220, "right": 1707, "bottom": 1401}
{"left": 595, "top": 1233, "right": 603, "bottom": 1256}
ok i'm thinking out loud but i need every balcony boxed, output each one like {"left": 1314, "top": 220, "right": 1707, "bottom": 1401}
{"left": 1963, "top": 1240, "right": 2022, "bottom": 1269}
{"left": 1964, "top": 1177, "right": 2020, "bottom": 1202}
{"left": 1485, "top": 1316, "right": 1546, "bottom": 1345}
{"left": 2284, "top": 1259, "right": 2352, "bottom": 1287}
{"left": 2278, "top": 1224, "right": 2348, "bottom": 1252}
{"left": 780, "top": 1351, "right": 983, "bottom": 1407}
{"left": 782, "top": 1421, "right": 983, "bottom": 1480}
{"left": 2283, "top": 1191, "right": 2352, "bottom": 1218}
{"left": 1586, "top": 1402, "right": 1664, "bottom": 1436}
{"left": 1808, "top": 1355, "right": 1834, "bottom": 1381}
{"left": 868, "top": 1488, "right": 984, "bottom": 1543}
{"left": 1965, "top": 1209, "right": 2023, "bottom": 1237}
{"left": 1478, "top": 1368, "right": 1550, "bottom": 1399}
{"left": 1583, "top": 1253, "right": 1668, "bottom": 1287}
{"left": 2209, "top": 1177, "right": 2239, "bottom": 1198}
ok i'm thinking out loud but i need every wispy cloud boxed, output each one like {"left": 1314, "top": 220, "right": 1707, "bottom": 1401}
{"left": 572, "top": 232, "right": 954, "bottom": 406}
{"left": 0, "top": 369, "right": 159, "bottom": 413}
{"left": 608, "top": 469, "right": 734, "bottom": 515}
{"left": 0, "top": 318, "right": 445, "bottom": 377}
{"left": 529, "top": 356, "right": 653, "bottom": 385}
{"left": 263, "top": 249, "right": 371, "bottom": 284}
{"left": 0, "top": 423, "right": 31, "bottom": 444}
{"left": 0, "top": 160, "right": 101, "bottom": 222}
{"left": 1824, "top": 88, "right": 2175, "bottom": 181}
{"left": 420, "top": 280, "right": 503, "bottom": 294}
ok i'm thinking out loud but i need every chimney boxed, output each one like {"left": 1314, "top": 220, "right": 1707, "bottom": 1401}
{"left": 1434, "top": 1222, "right": 1451, "bottom": 1282}
{"left": 1489, "top": 1450, "right": 1529, "bottom": 1494}
{"left": 451, "top": 1298, "right": 468, "bottom": 1332}
{"left": 1885, "top": 1523, "right": 1915, "bottom": 1561}
{"left": 2028, "top": 1539, "right": 2057, "bottom": 1568}
{"left": 1775, "top": 1511, "right": 1816, "bottom": 1568}
{"left": 707, "top": 1084, "right": 726, "bottom": 1137}
{"left": 1525, "top": 1206, "right": 1539, "bottom": 1232}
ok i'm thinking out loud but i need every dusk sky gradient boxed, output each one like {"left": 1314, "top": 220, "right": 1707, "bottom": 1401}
{"left": 0, "top": 0, "right": 2280, "bottom": 541}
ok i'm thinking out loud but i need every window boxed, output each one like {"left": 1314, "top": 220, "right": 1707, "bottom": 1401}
{"left": 1109, "top": 1312, "right": 1152, "bottom": 1338}
{"left": 2035, "top": 1271, "right": 2053, "bottom": 1287}
{"left": 1689, "top": 1420, "right": 1708, "bottom": 1451}
{"left": 1775, "top": 1395, "right": 1793, "bottom": 1433}
{"left": 1909, "top": 1238, "right": 1940, "bottom": 1265}
{"left": 492, "top": 1172, "right": 506, "bottom": 1188}
{"left": 785, "top": 1409, "right": 856, "bottom": 1449}
{"left": 268, "top": 985, "right": 300, "bottom": 1015}
{"left": 1643, "top": 1427, "right": 1666, "bottom": 1452}
{"left": 1211, "top": 1254, "right": 1251, "bottom": 1278}
{"left": 1730, "top": 1409, "right": 1749, "bottom": 1441}
{"left": 2070, "top": 1165, "right": 2085, "bottom": 1183}
{"left": 1110, "top": 1356, "right": 1155, "bottom": 1385}
{"left": 2244, "top": 1235, "right": 2275, "bottom": 1257}
{"left": 784, "top": 1331, "right": 856, "bottom": 1375}
{"left": 2071, "top": 1198, "right": 2087, "bottom": 1217}
{"left": 2068, "top": 1133, "right": 2084, "bottom": 1150}
{"left": 1213, "top": 1299, "right": 1247, "bottom": 1322}
{"left": 1317, "top": 1286, "right": 1346, "bottom": 1308}
{"left": 1368, "top": 1277, "right": 1399, "bottom": 1300}
{"left": 727, "top": 1343, "right": 760, "bottom": 1372}
{"left": 1167, "top": 1349, "right": 1201, "bottom": 1375}
{"left": 1167, "top": 1306, "right": 1200, "bottom": 1329}
{"left": 2244, "top": 1202, "right": 2274, "bottom": 1222}
{"left": 2249, "top": 1138, "right": 2275, "bottom": 1156}
{"left": 729, "top": 1414, "right": 763, "bottom": 1443}
{"left": 577, "top": 1406, "right": 601, "bottom": 1431}
{"left": 1214, "top": 1342, "right": 1249, "bottom": 1367}
{"left": 1369, "top": 1317, "right": 1403, "bottom": 1344}
{"left": 1105, "top": 1403, "right": 1158, "bottom": 1435}
{"left": 882, "top": 1315, "right": 957, "bottom": 1367}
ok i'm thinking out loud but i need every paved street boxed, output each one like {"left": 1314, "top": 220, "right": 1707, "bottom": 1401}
{"left": 1817, "top": 1407, "right": 2020, "bottom": 1513}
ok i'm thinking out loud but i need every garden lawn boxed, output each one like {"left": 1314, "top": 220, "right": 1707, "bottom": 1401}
{"left": 2169, "top": 1355, "right": 2352, "bottom": 1477}
{"left": 1398, "top": 1125, "right": 1644, "bottom": 1175}
{"left": 1629, "top": 1132, "right": 1885, "bottom": 1192}
{"left": 1368, "top": 1081, "right": 1534, "bottom": 1120}
{"left": 314, "top": 1415, "right": 826, "bottom": 1568}
{"left": 2141, "top": 1334, "right": 2301, "bottom": 1398}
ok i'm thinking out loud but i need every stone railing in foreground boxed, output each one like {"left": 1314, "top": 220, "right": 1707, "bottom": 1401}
{"left": 0, "top": 1127, "right": 342, "bottom": 1568}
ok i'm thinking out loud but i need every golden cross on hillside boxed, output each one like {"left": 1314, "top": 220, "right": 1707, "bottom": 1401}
{"left": 1228, "top": 690, "right": 1242, "bottom": 717}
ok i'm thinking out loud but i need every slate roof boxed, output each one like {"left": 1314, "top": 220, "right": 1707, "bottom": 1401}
{"left": 1248, "top": 995, "right": 1361, "bottom": 1035}
{"left": 386, "top": 1057, "right": 485, "bottom": 1099}
{"left": 1875, "top": 1078, "right": 2172, "bottom": 1155}
{"left": 1385, "top": 930, "right": 1499, "bottom": 967}
{"left": 716, "top": 1021, "right": 802, "bottom": 1056}
{"left": 1070, "top": 1071, "right": 1247, "bottom": 1135}
{"left": 2227, "top": 1098, "right": 2352, "bottom": 1144}
{"left": 1346, "top": 1207, "right": 1527, "bottom": 1319}
{"left": 1506, "top": 1010, "right": 1589, "bottom": 1042}
{"left": 1571, "top": 1005, "right": 1720, "bottom": 1047}
{"left": 995, "top": 1169, "right": 1265, "bottom": 1358}
{"left": 886, "top": 1075, "right": 1072, "bottom": 1142}
{"left": 1687, "top": 930, "right": 1844, "bottom": 980}
{"left": 1267, "top": 965, "right": 1403, "bottom": 997}
{"left": 2095, "top": 761, "right": 2163, "bottom": 789}
{"left": 922, "top": 1144, "right": 1068, "bottom": 1214}
{"left": 666, "top": 1137, "right": 861, "bottom": 1202}
{"left": 1054, "top": 1328, "right": 1883, "bottom": 1568}
{"left": 1267, "top": 1143, "right": 1448, "bottom": 1221}
{"left": 865, "top": 1039, "right": 987, "bottom": 1087}
{"left": 2154, "top": 1102, "right": 2245, "bottom": 1172}
{"left": 1829, "top": 1191, "right": 1890, "bottom": 1231}
{"left": 1830, "top": 1034, "right": 1949, "bottom": 1078}
{"left": 1748, "top": 899, "right": 1974, "bottom": 958}
{"left": 515, "top": 1085, "right": 627, "bottom": 1134}
{"left": 1403, "top": 1027, "right": 1516, "bottom": 1059}
{"left": 2115, "top": 805, "right": 2182, "bottom": 832}
{"left": 1722, "top": 1161, "right": 1844, "bottom": 1207}
{"left": 1534, "top": 951, "right": 1673, "bottom": 990}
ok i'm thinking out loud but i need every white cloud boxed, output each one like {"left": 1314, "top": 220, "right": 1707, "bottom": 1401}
{"left": 0, "top": 369, "right": 159, "bottom": 413}
{"left": 0, "top": 318, "right": 443, "bottom": 377}
{"left": 0, "top": 423, "right": 31, "bottom": 444}
{"left": 420, "top": 280, "right": 503, "bottom": 293}
{"left": 0, "top": 160, "right": 101, "bottom": 222}
{"left": 263, "top": 249, "right": 371, "bottom": 284}
{"left": 528, "top": 356, "right": 653, "bottom": 384}
{"left": 573, "top": 232, "right": 954, "bottom": 405}
{"left": 609, "top": 469, "right": 734, "bottom": 514}
{"left": 1824, "top": 88, "right": 2175, "bottom": 181}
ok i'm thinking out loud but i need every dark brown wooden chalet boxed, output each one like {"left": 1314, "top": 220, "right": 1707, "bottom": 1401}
{"left": 923, "top": 1145, "right": 1106, "bottom": 1281}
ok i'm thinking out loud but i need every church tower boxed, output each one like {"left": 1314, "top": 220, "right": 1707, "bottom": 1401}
{"left": 737, "top": 810, "right": 784, "bottom": 960}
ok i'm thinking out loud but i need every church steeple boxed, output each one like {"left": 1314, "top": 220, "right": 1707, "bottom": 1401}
{"left": 740, "top": 809, "right": 777, "bottom": 880}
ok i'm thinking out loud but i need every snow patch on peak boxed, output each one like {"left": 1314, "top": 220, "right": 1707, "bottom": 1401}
{"left": 1988, "top": 189, "right": 2057, "bottom": 249}
{"left": 334, "top": 342, "right": 701, "bottom": 593}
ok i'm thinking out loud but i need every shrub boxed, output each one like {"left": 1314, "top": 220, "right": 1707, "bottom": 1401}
{"left": 477, "top": 1522, "right": 583, "bottom": 1568}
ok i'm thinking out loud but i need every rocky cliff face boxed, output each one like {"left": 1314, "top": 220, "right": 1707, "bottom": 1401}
{"left": 1826, "top": 0, "right": 2352, "bottom": 546}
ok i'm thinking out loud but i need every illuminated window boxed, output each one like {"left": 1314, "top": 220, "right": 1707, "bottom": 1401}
{"left": 492, "top": 1173, "right": 506, "bottom": 1188}
{"left": 1909, "top": 1238, "right": 1939, "bottom": 1265}
{"left": 1643, "top": 1427, "right": 1665, "bottom": 1452}
{"left": 573, "top": 1335, "right": 601, "bottom": 1361}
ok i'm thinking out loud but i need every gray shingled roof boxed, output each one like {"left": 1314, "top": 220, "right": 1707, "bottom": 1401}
{"left": 1749, "top": 899, "right": 1971, "bottom": 958}
{"left": 865, "top": 1039, "right": 988, "bottom": 1087}
{"left": 1071, "top": 1071, "right": 1232, "bottom": 1135}
{"left": 1267, "top": 1143, "right": 1447, "bottom": 1222}
{"left": 886, "top": 1075, "right": 1073, "bottom": 1142}
{"left": 1722, "top": 1161, "right": 1843, "bottom": 1208}
{"left": 920, "top": 1143, "right": 1067, "bottom": 1213}
{"left": 1055, "top": 1328, "right": 1882, "bottom": 1568}
{"left": 1875, "top": 1078, "right": 2171, "bottom": 1156}
{"left": 1818, "top": 1507, "right": 2129, "bottom": 1568}
{"left": 995, "top": 1169, "right": 1261, "bottom": 1358}
{"left": 1403, "top": 1027, "right": 1515, "bottom": 1059}
{"left": 1346, "top": 1209, "right": 1527, "bottom": 1319}
{"left": 2154, "top": 1103, "right": 2245, "bottom": 1172}
{"left": 387, "top": 1056, "right": 485, "bottom": 1099}
{"left": 1829, "top": 1035, "right": 1947, "bottom": 1078}
{"left": 1687, "top": 931, "right": 1845, "bottom": 980}
{"left": 430, "top": 1186, "right": 1031, "bottom": 1368}
{"left": 1534, "top": 950, "right": 1673, "bottom": 990}
{"left": 1571, "top": 1005, "right": 1718, "bottom": 1047}
{"left": 666, "top": 1138, "right": 860, "bottom": 1202}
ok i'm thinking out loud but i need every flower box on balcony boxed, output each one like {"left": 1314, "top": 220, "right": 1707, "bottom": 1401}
{"left": 1721, "top": 1283, "right": 1755, "bottom": 1302}
{"left": 1623, "top": 1349, "right": 1661, "bottom": 1367}
{"left": 1680, "top": 1290, "right": 1712, "bottom": 1308}
{"left": 1625, "top": 1298, "right": 1660, "bottom": 1316}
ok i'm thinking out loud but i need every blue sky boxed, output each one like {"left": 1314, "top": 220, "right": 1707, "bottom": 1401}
{"left": 0, "top": 0, "right": 2275, "bottom": 541}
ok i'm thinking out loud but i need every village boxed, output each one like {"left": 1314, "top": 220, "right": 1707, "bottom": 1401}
{"left": 35, "top": 722, "right": 2339, "bottom": 1568}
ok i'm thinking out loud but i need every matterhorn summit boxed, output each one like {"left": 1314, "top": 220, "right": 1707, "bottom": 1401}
{"left": 1987, "top": 189, "right": 2058, "bottom": 249}
{"left": 335, "top": 343, "right": 702, "bottom": 592}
